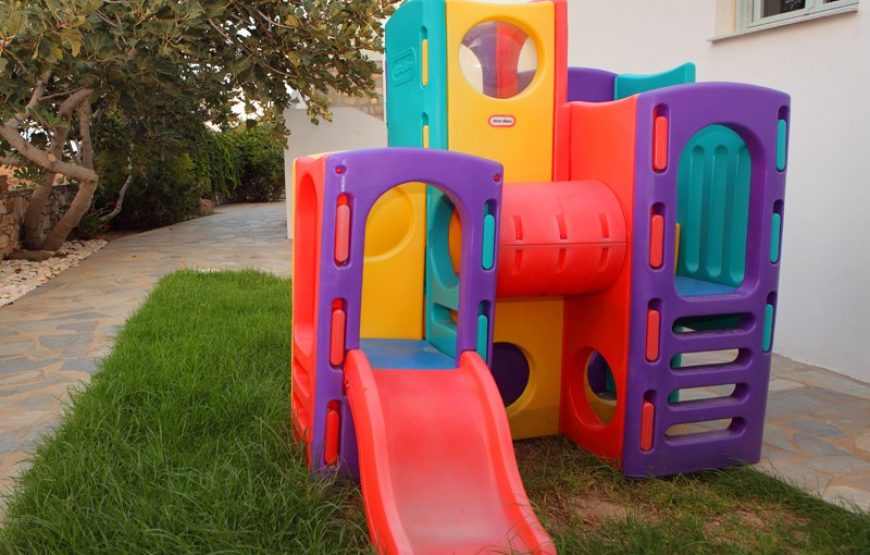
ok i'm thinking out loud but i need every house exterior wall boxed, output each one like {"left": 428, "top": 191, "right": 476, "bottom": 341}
{"left": 568, "top": 1, "right": 870, "bottom": 382}
{"left": 283, "top": 62, "right": 388, "bottom": 238}
{"left": 282, "top": 108, "right": 387, "bottom": 239}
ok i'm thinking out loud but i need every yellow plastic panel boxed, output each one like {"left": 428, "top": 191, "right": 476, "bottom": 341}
{"left": 446, "top": 0, "right": 555, "bottom": 182}
{"left": 494, "top": 297, "right": 564, "bottom": 439}
{"left": 360, "top": 183, "right": 427, "bottom": 339}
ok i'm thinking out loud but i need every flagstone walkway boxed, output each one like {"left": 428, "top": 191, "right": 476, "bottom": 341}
{"left": 1, "top": 201, "right": 868, "bottom": 521}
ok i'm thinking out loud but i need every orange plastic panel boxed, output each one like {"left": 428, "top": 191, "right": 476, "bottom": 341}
{"left": 641, "top": 400, "right": 655, "bottom": 452}
{"left": 345, "top": 349, "right": 554, "bottom": 554}
{"left": 650, "top": 214, "right": 664, "bottom": 269}
{"left": 334, "top": 200, "right": 351, "bottom": 265}
{"left": 560, "top": 97, "right": 638, "bottom": 465}
{"left": 646, "top": 308, "right": 661, "bottom": 362}
{"left": 550, "top": 0, "right": 571, "bottom": 181}
{"left": 324, "top": 403, "right": 341, "bottom": 466}
{"left": 292, "top": 155, "right": 327, "bottom": 466}
{"left": 497, "top": 180, "right": 627, "bottom": 297}
{"left": 330, "top": 306, "right": 347, "bottom": 367}
{"left": 653, "top": 115, "right": 669, "bottom": 172}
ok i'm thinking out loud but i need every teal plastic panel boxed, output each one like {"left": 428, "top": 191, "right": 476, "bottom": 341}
{"left": 482, "top": 213, "right": 496, "bottom": 270}
{"left": 770, "top": 213, "right": 782, "bottom": 263}
{"left": 676, "top": 125, "right": 751, "bottom": 290}
{"left": 386, "top": 0, "right": 447, "bottom": 150}
{"left": 763, "top": 304, "right": 775, "bottom": 353}
{"left": 614, "top": 63, "right": 696, "bottom": 100}
{"left": 384, "top": 0, "right": 455, "bottom": 357}
{"left": 476, "top": 314, "right": 489, "bottom": 362}
{"left": 777, "top": 119, "right": 788, "bottom": 171}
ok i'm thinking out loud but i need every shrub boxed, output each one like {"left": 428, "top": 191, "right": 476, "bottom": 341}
{"left": 90, "top": 118, "right": 283, "bottom": 231}
{"left": 97, "top": 148, "right": 207, "bottom": 230}
{"left": 230, "top": 125, "right": 285, "bottom": 203}
{"left": 72, "top": 209, "right": 107, "bottom": 240}
{"left": 204, "top": 132, "right": 240, "bottom": 200}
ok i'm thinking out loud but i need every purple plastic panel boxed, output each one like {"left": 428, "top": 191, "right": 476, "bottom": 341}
{"left": 623, "top": 83, "right": 789, "bottom": 476}
{"left": 567, "top": 67, "right": 617, "bottom": 103}
{"left": 308, "top": 148, "right": 503, "bottom": 476}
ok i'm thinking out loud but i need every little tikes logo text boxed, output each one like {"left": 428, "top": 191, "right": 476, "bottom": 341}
{"left": 488, "top": 115, "right": 516, "bottom": 128}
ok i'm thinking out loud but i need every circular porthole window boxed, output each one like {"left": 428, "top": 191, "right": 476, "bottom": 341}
{"left": 584, "top": 350, "right": 617, "bottom": 424}
{"left": 459, "top": 21, "right": 538, "bottom": 99}
{"left": 490, "top": 342, "right": 531, "bottom": 407}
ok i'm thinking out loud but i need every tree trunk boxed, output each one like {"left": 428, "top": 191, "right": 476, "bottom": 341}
{"left": 0, "top": 84, "right": 96, "bottom": 252}
{"left": 41, "top": 101, "right": 97, "bottom": 252}
{"left": 22, "top": 172, "right": 57, "bottom": 250}
{"left": 41, "top": 176, "right": 97, "bottom": 251}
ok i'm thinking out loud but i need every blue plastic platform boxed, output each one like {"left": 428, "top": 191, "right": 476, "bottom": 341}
{"left": 675, "top": 275, "right": 740, "bottom": 297}
{"left": 360, "top": 339, "right": 456, "bottom": 370}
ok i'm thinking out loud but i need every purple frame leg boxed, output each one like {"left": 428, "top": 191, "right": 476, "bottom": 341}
{"left": 622, "top": 83, "right": 790, "bottom": 476}
{"left": 307, "top": 148, "right": 502, "bottom": 476}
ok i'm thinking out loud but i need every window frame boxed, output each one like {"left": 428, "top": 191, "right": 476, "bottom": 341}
{"left": 737, "top": 0, "right": 860, "bottom": 31}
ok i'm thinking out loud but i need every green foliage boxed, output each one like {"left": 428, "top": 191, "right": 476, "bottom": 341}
{"left": 100, "top": 149, "right": 206, "bottom": 230}
{"left": 72, "top": 208, "right": 106, "bottom": 240}
{"left": 203, "top": 131, "right": 240, "bottom": 200}
{"left": 92, "top": 117, "right": 286, "bottom": 229}
{"left": 0, "top": 0, "right": 399, "bottom": 127}
{"left": 229, "top": 124, "right": 285, "bottom": 203}
{"left": 0, "top": 0, "right": 399, "bottom": 246}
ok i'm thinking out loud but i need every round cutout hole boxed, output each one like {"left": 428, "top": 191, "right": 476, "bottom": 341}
{"left": 460, "top": 21, "right": 538, "bottom": 99}
{"left": 491, "top": 342, "right": 530, "bottom": 407}
{"left": 585, "top": 350, "right": 617, "bottom": 424}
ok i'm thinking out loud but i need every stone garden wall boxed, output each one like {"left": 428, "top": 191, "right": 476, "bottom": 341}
{"left": 0, "top": 176, "right": 79, "bottom": 259}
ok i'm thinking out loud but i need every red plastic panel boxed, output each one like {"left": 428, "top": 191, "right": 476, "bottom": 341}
{"left": 345, "top": 349, "right": 554, "bottom": 554}
{"left": 497, "top": 180, "right": 627, "bottom": 297}
{"left": 641, "top": 400, "right": 655, "bottom": 452}
{"left": 330, "top": 307, "right": 346, "bottom": 367}
{"left": 653, "top": 115, "right": 669, "bottom": 172}
{"left": 292, "top": 155, "right": 327, "bottom": 466}
{"left": 646, "top": 308, "right": 661, "bottom": 362}
{"left": 649, "top": 214, "right": 665, "bottom": 269}
{"left": 560, "top": 97, "right": 638, "bottom": 465}
{"left": 550, "top": 0, "right": 571, "bottom": 181}
{"left": 324, "top": 403, "right": 341, "bottom": 466}
{"left": 334, "top": 199, "right": 351, "bottom": 265}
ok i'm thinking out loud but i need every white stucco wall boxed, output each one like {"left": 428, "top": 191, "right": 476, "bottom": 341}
{"left": 568, "top": 1, "right": 870, "bottom": 382}
{"left": 283, "top": 107, "right": 388, "bottom": 238}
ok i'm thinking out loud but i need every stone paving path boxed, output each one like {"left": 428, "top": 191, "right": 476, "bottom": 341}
{"left": 0, "top": 203, "right": 291, "bottom": 516}
{"left": 1, "top": 201, "right": 868, "bottom": 521}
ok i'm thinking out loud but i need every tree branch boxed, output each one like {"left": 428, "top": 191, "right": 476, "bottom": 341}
{"left": 0, "top": 122, "right": 97, "bottom": 183}
{"left": 207, "top": 18, "right": 294, "bottom": 79}
{"left": 48, "top": 88, "right": 93, "bottom": 159}
{"left": 58, "top": 88, "right": 94, "bottom": 120}
{"left": 5, "top": 70, "right": 52, "bottom": 128}
{"left": 0, "top": 155, "right": 24, "bottom": 167}
{"left": 76, "top": 102, "right": 94, "bottom": 170}
{"left": 101, "top": 173, "right": 133, "bottom": 222}
{"left": 37, "top": 86, "right": 88, "bottom": 102}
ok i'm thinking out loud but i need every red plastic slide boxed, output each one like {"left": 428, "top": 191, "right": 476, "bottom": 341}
{"left": 345, "top": 349, "right": 555, "bottom": 555}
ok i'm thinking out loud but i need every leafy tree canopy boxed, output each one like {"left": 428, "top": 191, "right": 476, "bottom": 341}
{"left": 0, "top": 0, "right": 397, "bottom": 250}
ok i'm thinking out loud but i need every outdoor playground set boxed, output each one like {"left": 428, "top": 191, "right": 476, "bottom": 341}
{"left": 291, "top": 0, "right": 791, "bottom": 553}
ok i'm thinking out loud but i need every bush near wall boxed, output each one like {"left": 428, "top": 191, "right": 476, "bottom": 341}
{"left": 91, "top": 123, "right": 283, "bottom": 231}
{"left": 227, "top": 125, "right": 285, "bottom": 203}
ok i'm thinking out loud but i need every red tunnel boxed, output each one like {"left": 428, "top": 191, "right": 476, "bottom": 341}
{"left": 496, "top": 181, "right": 627, "bottom": 298}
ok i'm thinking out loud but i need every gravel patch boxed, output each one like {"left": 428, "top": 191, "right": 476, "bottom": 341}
{"left": 0, "top": 240, "right": 106, "bottom": 308}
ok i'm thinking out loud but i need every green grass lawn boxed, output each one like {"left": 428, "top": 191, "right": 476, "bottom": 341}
{"left": 1, "top": 271, "right": 867, "bottom": 554}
